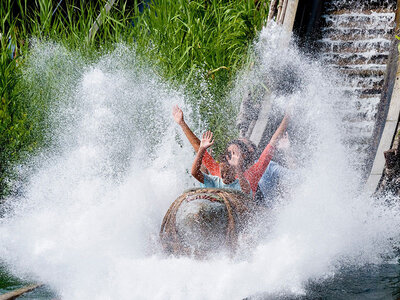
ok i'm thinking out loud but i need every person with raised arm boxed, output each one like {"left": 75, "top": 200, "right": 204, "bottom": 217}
{"left": 172, "top": 105, "right": 289, "bottom": 196}
{"left": 172, "top": 105, "right": 220, "bottom": 176}
{"left": 191, "top": 131, "right": 251, "bottom": 195}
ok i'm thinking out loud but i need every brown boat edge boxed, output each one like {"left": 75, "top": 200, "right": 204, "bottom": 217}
{"left": 160, "top": 188, "right": 257, "bottom": 258}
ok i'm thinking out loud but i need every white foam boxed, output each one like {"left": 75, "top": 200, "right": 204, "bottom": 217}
{"left": 0, "top": 27, "right": 399, "bottom": 300}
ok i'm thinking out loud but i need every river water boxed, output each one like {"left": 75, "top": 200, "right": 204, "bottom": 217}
{"left": 0, "top": 26, "right": 399, "bottom": 299}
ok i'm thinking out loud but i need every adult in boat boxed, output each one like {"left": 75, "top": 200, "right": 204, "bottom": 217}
{"left": 237, "top": 132, "right": 293, "bottom": 207}
{"left": 172, "top": 105, "right": 289, "bottom": 201}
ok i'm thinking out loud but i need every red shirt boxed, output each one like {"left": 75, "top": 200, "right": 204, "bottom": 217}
{"left": 202, "top": 144, "right": 275, "bottom": 195}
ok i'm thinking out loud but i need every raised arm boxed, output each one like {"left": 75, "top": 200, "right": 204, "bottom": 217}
{"left": 173, "top": 105, "right": 220, "bottom": 176}
{"left": 191, "top": 131, "right": 214, "bottom": 183}
{"left": 172, "top": 105, "right": 201, "bottom": 151}
{"left": 269, "top": 114, "right": 289, "bottom": 147}
{"left": 277, "top": 132, "right": 296, "bottom": 168}
{"left": 244, "top": 114, "right": 289, "bottom": 193}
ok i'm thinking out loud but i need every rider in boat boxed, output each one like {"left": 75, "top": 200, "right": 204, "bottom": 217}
{"left": 191, "top": 130, "right": 252, "bottom": 195}
{"left": 172, "top": 105, "right": 289, "bottom": 202}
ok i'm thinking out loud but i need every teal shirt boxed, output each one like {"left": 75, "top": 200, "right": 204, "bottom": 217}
{"left": 202, "top": 173, "right": 242, "bottom": 191}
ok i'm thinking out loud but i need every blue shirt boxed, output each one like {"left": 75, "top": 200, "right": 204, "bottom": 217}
{"left": 203, "top": 173, "right": 242, "bottom": 192}
{"left": 257, "top": 160, "right": 288, "bottom": 206}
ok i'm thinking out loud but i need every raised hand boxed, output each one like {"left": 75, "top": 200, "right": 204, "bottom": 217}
{"left": 199, "top": 131, "right": 214, "bottom": 150}
{"left": 277, "top": 132, "right": 290, "bottom": 150}
{"left": 172, "top": 105, "right": 184, "bottom": 125}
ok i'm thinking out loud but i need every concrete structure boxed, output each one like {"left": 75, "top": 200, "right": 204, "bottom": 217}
{"left": 242, "top": 0, "right": 400, "bottom": 194}
{"left": 249, "top": 0, "right": 299, "bottom": 146}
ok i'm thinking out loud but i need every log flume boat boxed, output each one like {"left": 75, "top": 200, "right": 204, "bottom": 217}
{"left": 160, "top": 188, "right": 256, "bottom": 257}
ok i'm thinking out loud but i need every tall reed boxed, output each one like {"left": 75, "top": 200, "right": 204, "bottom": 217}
{"left": 0, "top": 0, "right": 270, "bottom": 197}
{"left": 129, "top": 0, "right": 269, "bottom": 149}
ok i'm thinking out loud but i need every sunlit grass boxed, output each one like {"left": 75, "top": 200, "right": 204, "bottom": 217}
{"left": 0, "top": 0, "right": 270, "bottom": 197}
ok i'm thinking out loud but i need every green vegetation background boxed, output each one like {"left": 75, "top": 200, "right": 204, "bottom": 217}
{"left": 0, "top": 0, "right": 269, "bottom": 199}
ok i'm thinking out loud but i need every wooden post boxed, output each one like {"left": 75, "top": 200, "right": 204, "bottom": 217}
{"left": 276, "top": 0, "right": 283, "bottom": 23}
{"left": 88, "top": 0, "right": 118, "bottom": 41}
{"left": 268, "top": 0, "right": 279, "bottom": 22}
{"left": 278, "top": 0, "right": 289, "bottom": 24}
{"left": 282, "top": 0, "right": 299, "bottom": 33}
{"left": 0, "top": 284, "right": 43, "bottom": 300}
{"left": 396, "top": 0, "right": 400, "bottom": 32}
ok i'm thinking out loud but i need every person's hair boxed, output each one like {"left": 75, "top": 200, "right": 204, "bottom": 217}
{"left": 218, "top": 153, "right": 228, "bottom": 164}
{"left": 225, "top": 139, "right": 254, "bottom": 170}
{"left": 240, "top": 138, "right": 257, "bottom": 155}
{"left": 249, "top": 141, "right": 257, "bottom": 154}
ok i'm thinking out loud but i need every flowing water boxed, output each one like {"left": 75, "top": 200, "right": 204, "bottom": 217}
{"left": 0, "top": 25, "right": 400, "bottom": 299}
{"left": 318, "top": 0, "right": 397, "bottom": 171}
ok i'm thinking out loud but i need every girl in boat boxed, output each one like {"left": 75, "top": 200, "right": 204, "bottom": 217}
{"left": 191, "top": 131, "right": 252, "bottom": 195}
{"left": 172, "top": 105, "right": 289, "bottom": 200}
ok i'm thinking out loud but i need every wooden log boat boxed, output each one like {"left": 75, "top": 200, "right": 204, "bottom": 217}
{"left": 160, "top": 188, "right": 255, "bottom": 257}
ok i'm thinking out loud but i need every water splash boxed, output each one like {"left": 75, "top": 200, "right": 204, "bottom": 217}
{"left": 319, "top": 0, "right": 396, "bottom": 171}
{"left": 0, "top": 26, "right": 399, "bottom": 300}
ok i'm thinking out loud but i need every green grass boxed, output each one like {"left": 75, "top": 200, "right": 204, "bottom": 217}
{"left": 129, "top": 0, "right": 269, "bottom": 151}
{"left": 0, "top": 0, "right": 270, "bottom": 198}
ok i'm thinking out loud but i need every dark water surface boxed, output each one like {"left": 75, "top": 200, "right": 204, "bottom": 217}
{"left": 0, "top": 263, "right": 399, "bottom": 299}
{"left": 259, "top": 262, "right": 400, "bottom": 299}
{"left": 0, "top": 268, "right": 55, "bottom": 299}
{"left": 305, "top": 263, "right": 400, "bottom": 300}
